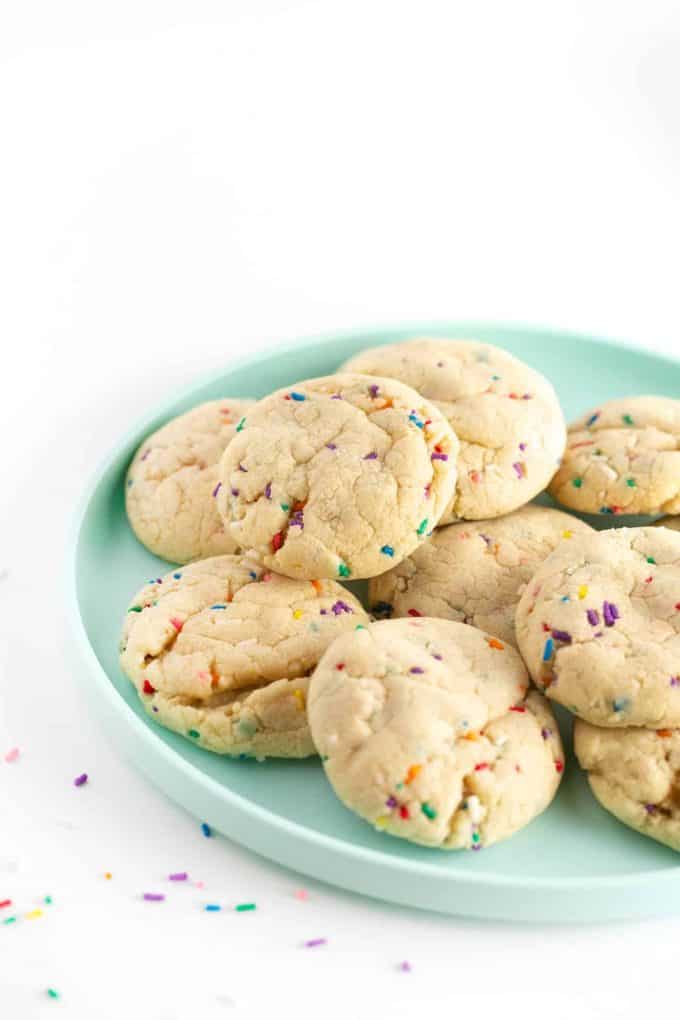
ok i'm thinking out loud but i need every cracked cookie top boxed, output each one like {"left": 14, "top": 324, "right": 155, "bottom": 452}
{"left": 126, "top": 399, "right": 254, "bottom": 564}
{"left": 549, "top": 396, "right": 680, "bottom": 516}
{"left": 119, "top": 555, "right": 369, "bottom": 701}
{"left": 369, "top": 505, "right": 592, "bottom": 646}
{"left": 516, "top": 526, "right": 680, "bottom": 727}
{"left": 575, "top": 719, "right": 680, "bottom": 852}
{"left": 215, "top": 374, "right": 458, "bottom": 580}
{"left": 308, "top": 618, "right": 563, "bottom": 850}
{"left": 342, "top": 338, "right": 566, "bottom": 523}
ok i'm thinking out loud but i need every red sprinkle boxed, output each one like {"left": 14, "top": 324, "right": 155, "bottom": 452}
{"left": 510, "top": 706, "right": 526, "bottom": 713}
{"left": 555, "top": 761, "right": 564, "bottom": 773}
{"left": 170, "top": 617, "right": 183, "bottom": 632}
{"left": 0, "top": 899, "right": 11, "bottom": 909}
{"left": 399, "top": 805, "right": 410, "bottom": 819}
{"left": 142, "top": 679, "right": 156, "bottom": 695}
{"left": 542, "top": 623, "right": 551, "bottom": 632}
{"left": 474, "top": 763, "right": 489, "bottom": 771}
{"left": 336, "top": 663, "right": 345, "bottom": 671}
{"left": 272, "top": 531, "right": 284, "bottom": 552}
{"left": 407, "top": 609, "right": 423, "bottom": 618}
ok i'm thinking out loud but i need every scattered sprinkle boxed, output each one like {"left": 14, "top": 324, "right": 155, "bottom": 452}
{"left": 104, "top": 873, "right": 112, "bottom": 880}
{"left": 398, "top": 961, "right": 412, "bottom": 973}
{"left": 272, "top": 531, "right": 284, "bottom": 552}
{"left": 431, "top": 452, "right": 449, "bottom": 462}
{"left": 555, "top": 760, "right": 564, "bottom": 773}
{"left": 264, "top": 482, "right": 272, "bottom": 499}
{"left": 622, "top": 414, "right": 634, "bottom": 425}
{"left": 326, "top": 443, "right": 337, "bottom": 450}
{"left": 337, "top": 563, "right": 351, "bottom": 578}
{"left": 562, "top": 530, "right": 573, "bottom": 539}
{"left": 586, "top": 609, "right": 600, "bottom": 626}
{"left": 421, "top": 802, "right": 437, "bottom": 820}
{"left": 236, "top": 417, "right": 246, "bottom": 432}
{"left": 416, "top": 519, "right": 429, "bottom": 536}
{"left": 369, "top": 384, "right": 380, "bottom": 398}
{"left": 188, "top": 729, "right": 200, "bottom": 739}
{"left": 380, "top": 545, "right": 394, "bottom": 557}
{"left": 290, "top": 392, "right": 306, "bottom": 401}
{"left": 47, "top": 989, "right": 60, "bottom": 1001}
{"left": 671, "top": 677, "right": 680, "bottom": 688}
{"left": 542, "top": 638, "right": 554, "bottom": 661}
{"left": 407, "top": 608, "right": 422, "bottom": 618}
{"left": 4, "top": 748, "right": 19, "bottom": 763}
{"left": 626, "top": 478, "right": 636, "bottom": 488}
{"left": 578, "top": 584, "right": 588, "bottom": 599}
{"left": 572, "top": 478, "right": 583, "bottom": 488}
{"left": 169, "top": 872, "right": 188, "bottom": 882}
{"left": 294, "top": 889, "right": 309, "bottom": 900}
{"left": 512, "top": 462, "right": 525, "bottom": 479}
{"left": 304, "top": 937, "right": 327, "bottom": 948}
{"left": 3, "top": 916, "right": 16, "bottom": 925}
{"left": 647, "top": 556, "right": 656, "bottom": 564}
{"left": 205, "top": 903, "right": 221, "bottom": 912}
{"left": 657, "top": 729, "right": 673, "bottom": 738}
{"left": 292, "top": 609, "right": 303, "bottom": 620}
{"left": 210, "top": 604, "right": 227, "bottom": 610}
{"left": 170, "top": 617, "right": 183, "bottom": 632}
{"left": 551, "top": 629, "right": 572, "bottom": 644}
{"left": 586, "top": 412, "right": 600, "bottom": 427}
{"left": 487, "top": 638, "right": 505, "bottom": 650}
{"left": 128, "top": 605, "right": 142, "bottom": 613}
{"left": 541, "top": 727, "right": 552, "bottom": 740}
{"left": 235, "top": 903, "right": 256, "bottom": 912}
{"left": 602, "top": 601, "right": 619, "bottom": 627}
{"left": 143, "top": 893, "right": 165, "bottom": 902}
{"left": 73, "top": 773, "right": 88, "bottom": 788}
{"left": 405, "top": 764, "right": 422, "bottom": 784}
{"left": 363, "top": 451, "right": 378, "bottom": 460}
{"left": 212, "top": 481, "right": 222, "bottom": 498}
{"left": 201, "top": 823, "right": 212, "bottom": 837}
{"left": 0, "top": 899, "right": 12, "bottom": 909}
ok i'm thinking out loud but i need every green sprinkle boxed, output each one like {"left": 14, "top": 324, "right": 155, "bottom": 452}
{"left": 187, "top": 729, "right": 200, "bottom": 739}
{"left": 626, "top": 478, "right": 636, "bottom": 487}
{"left": 416, "top": 518, "right": 428, "bottom": 536}
{"left": 280, "top": 503, "right": 289, "bottom": 511}
{"left": 355, "top": 624, "right": 366, "bottom": 630}
{"left": 236, "top": 417, "right": 246, "bottom": 432}
{"left": 44, "top": 896, "right": 52, "bottom": 905}
{"left": 421, "top": 802, "right": 437, "bottom": 820}
{"left": 647, "top": 556, "right": 656, "bottom": 564}
{"left": 338, "top": 563, "right": 351, "bottom": 578}
{"left": 622, "top": 414, "right": 634, "bottom": 425}
{"left": 3, "top": 916, "right": 16, "bottom": 925}
{"left": 572, "top": 478, "right": 583, "bottom": 488}
{"left": 235, "top": 903, "right": 256, "bottom": 912}
{"left": 128, "top": 606, "right": 143, "bottom": 613}
{"left": 47, "top": 989, "right": 60, "bottom": 1000}
{"left": 396, "top": 782, "right": 404, "bottom": 790}
{"left": 472, "top": 831, "right": 480, "bottom": 843}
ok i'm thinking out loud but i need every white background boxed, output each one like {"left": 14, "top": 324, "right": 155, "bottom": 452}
{"left": 2, "top": 2, "right": 680, "bottom": 1017}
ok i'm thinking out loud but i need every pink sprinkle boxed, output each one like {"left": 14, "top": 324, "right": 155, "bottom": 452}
{"left": 294, "top": 889, "right": 309, "bottom": 900}
{"left": 170, "top": 617, "right": 183, "bottom": 631}
{"left": 304, "top": 938, "right": 327, "bottom": 948}
{"left": 194, "top": 880, "right": 205, "bottom": 889}
{"left": 398, "top": 961, "right": 412, "bottom": 973}
{"left": 74, "top": 773, "right": 88, "bottom": 787}
{"left": 4, "top": 748, "right": 19, "bottom": 763}
{"left": 143, "top": 893, "right": 165, "bottom": 902}
{"left": 169, "top": 872, "right": 188, "bottom": 882}
{"left": 512, "top": 462, "right": 525, "bottom": 479}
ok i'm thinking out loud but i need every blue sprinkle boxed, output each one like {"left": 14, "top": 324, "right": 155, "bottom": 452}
{"left": 542, "top": 638, "right": 554, "bottom": 662}
{"left": 600, "top": 506, "right": 614, "bottom": 514}
{"left": 290, "top": 392, "right": 306, "bottom": 401}
{"left": 210, "top": 604, "right": 226, "bottom": 610}
{"left": 173, "top": 573, "right": 182, "bottom": 579}
{"left": 560, "top": 595, "right": 570, "bottom": 603}
{"left": 380, "top": 545, "right": 394, "bottom": 557}
{"left": 201, "top": 822, "right": 212, "bottom": 838}
{"left": 612, "top": 697, "right": 630, "bottom": 713}
{"left": 205, "top": 904, "right": 221, "bottom": 912}
{"left": 249, "top": 571, "right": 257, "bottom": 580}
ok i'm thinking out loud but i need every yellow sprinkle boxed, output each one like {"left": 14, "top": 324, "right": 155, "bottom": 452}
{"left": 292, "top": 609, "right": 303, "bottom": 620}
{"left": 578, "top": 585, "right": 588, "bottom": 600}
{"left": 26, "top": 909, "right": 43, "bottom": 920}
{"left": 562, "top": 529, "right": 573, "bottom": 539}
{"left": 464, "top": 731, "right": 480, "bottom": 741}
{"left": 293, "top": 689, "right": 306, "bottom": 711}
{"left": 104, "top": 872, "right": 112, "bottom": 880}
{"left": 375, "top": 815, "right": 390, "bottom": 829}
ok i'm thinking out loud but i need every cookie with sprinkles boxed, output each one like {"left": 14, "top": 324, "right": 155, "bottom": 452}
{"left": 369, "top": 505, "right": 592, "bottom": 646}
{"left": 216, "top": 374, "right": 458, "bottom": 580}
{"left": 342, "top": 338, "right": 566, "bottom": 522}
{"left": 549, "top": 395, "right": 680, "bottom": 516}
{"left": 516, "top": 527, "right": 680, "bottom": 727}
{"left": 126, "top": 399, "right": 254, "bottom": 564}
{"left": 308, "top": 618, "right": 563, "bottom": 850}
{"left": 119, "top": 555, "right": 369, "bottom": 758}
{"left": 575, "top": 719, "right": 680, "bottom": 853}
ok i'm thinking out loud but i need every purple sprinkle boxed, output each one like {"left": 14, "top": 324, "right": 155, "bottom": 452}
{"left": 586, "top": 609, "right": 600, "bottom": 626}
{"left": 264, "top": 482, "right": 272, "bottom": 499}
{"left": 512, "top": 462, "right": 524, "bottom": 479}
{"left": 480, "top": 533, "right": 492, "bottom": 546}
{"left": 645, "top": 804, "right": 656, "bottom": 815}
{"left": 331, "top": 394, "right": 342, "bottom": 400}
{"left": 141, "top": 448, "right": 151, "bottom": 461}
{"left": 541, "top": 727, "right": 552, "bottom": 740}
{"left": 212, "top": 481, "right": 222, "bottom": 498}
{"left": 368, "top": 384, "right": 380, "bottom": 398}
{"left": 424, "top": 484, "right": 431, "bottom": 499}
{"left": 519, "top": 442, "right": 527, "bottom": 451}
{"left": 304, "top": 938, "right": 327, "bottom": 948}
{"left": 326, "top": 443, "right": 337, "bottom": 450}
{"left": 364, "top": 451, "right": 378, "bottom": 460}
{"left": 230, "top": 487, "right": 239, "bottom": 496}
{"left": 410, "top": 667, "right": 424, "bottom": 674}
{"left": 289, "top": 509, "right": 304, "bottom": 529}
{"left": 169, "top": 872, "right": 188, "bottom": 882}
{"left": 594, "top": 631, "right": 603, "bottom": 638}
{"left": 74, "top": 773, "right": 88, "bottom": 787}
{"left": 386, "top": 796, "right": 398, "bottom": 808}
{"left": 398, "top": 961, "right": 413, "bottom": 973}
{"left": 143, "top": 893, "right": 165, "bottom": 902}
{"left": 603, "top": 601, "right": 618, "bottom": 627}
{"left": 671, "top": 676, "right": 680, "bottom": 687}
{"left": 238, "top": 463, "right": 248, "bottom": 473}
{"left": 331, "top": 600, "right": 353, "bottom": 615}
{"left": 522, "top": 393, "right": 531, "bottom": 399}
{"left": 432, "top": 653, "right": 443, "bottom": 661}
{"left": 551, "top": 629, "right": 572, "bottom": 644}
{"left": 431, "top": 452, "right": 449, "bottom": 462}
{"left": 152, "top": 706, "right": 159, "bottom": 712}
{"left": 319, "top": 609, "right": 328, "bottom": 615}
{"left": 471, "top": 844, "right": 482, "bottom": 852}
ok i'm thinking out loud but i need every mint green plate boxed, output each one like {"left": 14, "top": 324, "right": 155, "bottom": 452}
{"left": 69, "top": 324, "right": 680, "bottom": 922}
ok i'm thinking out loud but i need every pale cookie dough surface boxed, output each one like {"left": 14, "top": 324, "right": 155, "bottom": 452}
{"left": 549, "top": 396, "right": 680, "bottom": 516}
{"left": 126, "top": 399, "right": 253, "bottom": 564}
{"left": 575, "top": 719, "right": 680, "bottom": 853}
{"left": 369, "top": 505, "right": 592, "bottom": 647}
{"left": 216, "top": 374, "right": 458, "bottom": 580}
{"left": 516, "top": 527, "right": 680, "bottom": 727}
{"left": 342, "top": 338, "right": 566, "bottom": 522}
{"left": 308, "top": 618, "right": 563, "bottom": 849}
{"left": 119, "top": 555, "right": 369, "bottom": 758}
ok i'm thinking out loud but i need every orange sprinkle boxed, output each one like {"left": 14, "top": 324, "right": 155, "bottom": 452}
{"left": 311, "top": 580, "right": 322, "bottom": 594}
{"left": 463, "top": 731, "right": 480, "bottom": 741}
{"left": 487, "top": 638, "right": 504, "bottom": 650}
{"left": 405, "top": 764, "right": 422, "bottom": 784}
{"left": 657, "top": 729, "right": 673, "bottom": 738}
{"left": 104, "top": 872, "right": 112, "bottom": 880}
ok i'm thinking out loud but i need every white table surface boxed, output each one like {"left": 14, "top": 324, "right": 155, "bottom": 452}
{"left": 2, "top": 2, "right": 680, "bottom": 1016}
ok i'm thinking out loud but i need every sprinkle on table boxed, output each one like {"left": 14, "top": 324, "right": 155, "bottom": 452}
{"left": 304, "top": 938, "right": 327, "bottom": 948}
{"left": 294, "top": 889, "right": 309, "bottom": 900}
{"left": 398, "top": 961, "right": 413, "bottom": 973}
{"left": 235, "top": 903, "right": 256, "bottom": 912}
{"left": 143, "top": 893, "right": 165, "bottom": 902}
{"left": 201, "top": 822, "right": 212, "bottom": 837}
{"left": 169, "top": 872, "right": 188, "bottom": 882}
{"left": 0, "top": 899, "right": 12, "bottom": 909}
{"left": 47, "top": 989, "right": 60, "bottom": 1000}
{"left": 205, "top": 903, "right": 221, "bottom": 912}
{"left": 4, "top": 747, "right": 19, "bottom": 763}
{"left": 73, "top": 773, "right": 88, "bottom": 787}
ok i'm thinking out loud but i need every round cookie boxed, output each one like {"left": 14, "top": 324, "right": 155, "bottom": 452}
{"left": 216, "top": 374, "right": 458, "bottom": 580}
{"left": 308, "top": 618, "right": 563, "bottom": 850}
{"left": 574, "top": 719, "right": 680, "bottom": 853}
{"left": 126, "top": 399, "right": 254, "bottom": 564}
{"left": 119, "top": 555, "right": 369, "bottom": 758}
{"left": 342, "top": 338, "right": 566, "bottom": 522}
{"left": 549, "top": 396, "right": 680, "bottom": 516}
{"left": 369, "top": 505, "right": 592, "bottom": 646}
{"left": 515, "top": 527, "right": 680, "bottom": 728}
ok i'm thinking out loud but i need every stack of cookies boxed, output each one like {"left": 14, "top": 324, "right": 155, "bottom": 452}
{"left": 119, "top": 338, "right": 680, "bottom": 854}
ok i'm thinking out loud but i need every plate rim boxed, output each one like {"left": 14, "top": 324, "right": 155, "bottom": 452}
{"left": 66, "top": 321, "right": 680, "bottom": 912}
